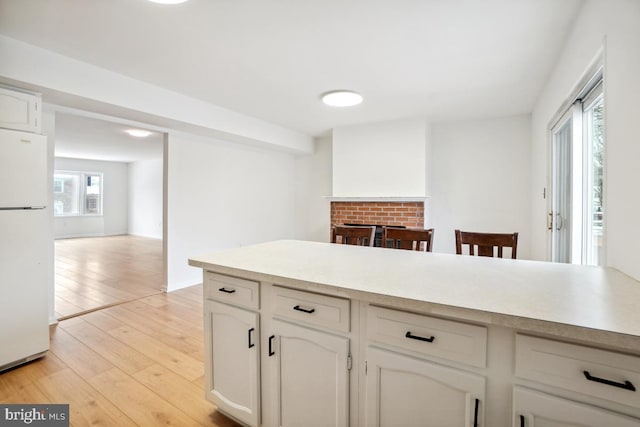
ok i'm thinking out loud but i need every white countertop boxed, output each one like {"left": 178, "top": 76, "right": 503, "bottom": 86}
{"left": 189, "top": 240, "right": 640, "bottom": 348}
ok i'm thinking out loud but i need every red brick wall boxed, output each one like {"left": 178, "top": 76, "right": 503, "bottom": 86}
{"left": 330, "top": 201, "right": 424, "bottom": 228}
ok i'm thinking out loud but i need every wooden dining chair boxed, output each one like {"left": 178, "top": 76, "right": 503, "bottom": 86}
{"left": 455, "top": 229, "right": 518, "bottom": 259}
{"left": 382, "top": 227, "right": 434, "bottom": 252}
{"left": 331, "top": 225, "right": 376, "bottom": 247}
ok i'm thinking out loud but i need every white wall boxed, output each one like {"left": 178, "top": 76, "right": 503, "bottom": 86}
{"left": 54, "top": 157, "right": 128, "bottom": 238}
{"left": 294, "top": 136, "right": 332, "bottom": 242}
{"left": 333, "top": 119, "right": 430, "bottom": 197}
{"left": 128, "top": 158, "right": 163, "bottom": 239}
{"left": 430, "top": 115, "right": 532, "bottom": 257}
{"left": 42, "top": 110, "right": 56, "bottom": 324}
{"left": 530, "top": 0, "right": 640, "bottom": 280}
{"left": 167, "top": 132, "right": 297, "bottom": 291}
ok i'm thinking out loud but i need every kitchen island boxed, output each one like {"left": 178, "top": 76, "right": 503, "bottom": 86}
{"left": 189, "top": 240, "right": 640, "bottom": 427}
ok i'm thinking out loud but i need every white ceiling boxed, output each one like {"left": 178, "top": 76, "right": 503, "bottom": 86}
{"left": 54, "top": 113, "right": 163, "bottom": 163}
{"left": 0, "top": 0, "right": 583, "bottom": 137}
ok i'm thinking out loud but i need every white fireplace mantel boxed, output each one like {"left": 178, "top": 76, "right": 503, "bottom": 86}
{"left": 324, "top": 196, "right": 429, "bottom": 202}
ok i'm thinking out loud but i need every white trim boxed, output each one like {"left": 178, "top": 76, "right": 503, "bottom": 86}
{"left": 324, "top": 196, "right": 429, "bottom": 202}
{"left": 548, "top": 51, "right": 604, "bottom": 132}
{"left": 570, "top": 102, "right": 583, "bottom": 264}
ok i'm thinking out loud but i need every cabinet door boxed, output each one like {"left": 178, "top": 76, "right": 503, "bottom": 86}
{"left": 513, "top": 387, "right": 640, "bottom": 427}
{"left": 270, "top": 319, "right": 349, "bottom": 427}
{"left": 205, "top": 300, "right": 260, "bottom": 427}
{"left": 0, "top": 87, "right": 41, "bottom": 133}
{"left": 366, "top": 346, "right": 485, "bottom": 427}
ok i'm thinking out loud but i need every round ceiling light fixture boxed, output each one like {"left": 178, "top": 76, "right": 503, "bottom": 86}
{"left": 126, "top": 129, "right": 152, "bottom": 138}
{"left": 321, "top": 90, "right": 363, "bottom": 107}
{"left": 147, "top": 0, "right": 190, "bottom": 4}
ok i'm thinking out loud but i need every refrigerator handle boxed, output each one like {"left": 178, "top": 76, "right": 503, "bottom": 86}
{"left": 0, "top": 206, "right": 46, "bottom": 211}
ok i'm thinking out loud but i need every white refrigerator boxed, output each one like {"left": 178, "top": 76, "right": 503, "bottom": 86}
{"left": 0, "top": 127, "right": 50, "bottom": 371}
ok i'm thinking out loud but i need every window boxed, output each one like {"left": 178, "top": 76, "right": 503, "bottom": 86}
{"left": 550, "top": 70, "right": 604, "bottom": 266}
{"left": 53, "top": 178, "right": 64, "bottom": 193}
{"left": 53, "top": 171, "right": 103, "bottom": 216}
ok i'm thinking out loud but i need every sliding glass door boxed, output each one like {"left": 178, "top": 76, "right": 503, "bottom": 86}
{"left": 551, "top": 113, "right": 573, "bottom": 263}
{"left": 549, "top": 76, "right": 604, "bottom": 266}
{"left": 582, "top": 83, "right": 604, "bottom": 266}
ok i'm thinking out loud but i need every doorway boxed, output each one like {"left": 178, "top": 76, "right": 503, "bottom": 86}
{"left": 52, "top": 111, "right": 166, "bottom": 319}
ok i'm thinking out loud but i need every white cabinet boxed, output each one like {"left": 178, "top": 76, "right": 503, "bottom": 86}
{"left": 367, "top": 305, "right": 487, "bottom": 368}
{"left": 515, "top": 334, "right": 640, "bottom": 409}
{"left": 205, "top": 272, "right": 260, "bottom": 310}
{"left": 271, "top": 285, "right": 350, "bottom": 333}
{"left": 366, "top": 346, "right": 485, "bottom": 427}
{"left": 0, "top": 87, "right": 41, "bottom": 133}
{"left": 513, "top": 387, "right": 640, "bottom": 427}
{"left": 268, "top": 319, "right": 350, "bottom": 427}
{"left": 204, "top": 299, "right": 260, "bottom": 427}
{"left": 515, "top": 334, "right": 640, "bottom": 423}
{"left": 365, "top": 305, "right": 487, "bottom": 426}
{"left": 199, "top": 271, "right": 640, "bottom": 427}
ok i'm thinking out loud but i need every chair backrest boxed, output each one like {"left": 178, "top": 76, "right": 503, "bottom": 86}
{"left": 455, "top": 229, "right": 518, "bottom": 259}
{"left": 331, "top": 225, "right": 376, "bottom": 247}
{"left": 383, "top": 227, "right": 434, "bottom": 252}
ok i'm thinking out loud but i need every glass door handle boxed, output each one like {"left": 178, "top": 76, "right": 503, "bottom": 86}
{"left": 556, "top": 213, "right": 564, "bottom": 230}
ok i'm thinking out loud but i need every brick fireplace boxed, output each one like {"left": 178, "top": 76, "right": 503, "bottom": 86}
{"left": 330, "top": 200, "right": 425, "bottom": 245}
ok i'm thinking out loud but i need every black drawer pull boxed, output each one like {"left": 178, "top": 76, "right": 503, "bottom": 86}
{"left": 473, "top": 398, "right": 479, "bottom": 427}
{"left": 583, "top": 370, "right": 636, "bottom": 391}
{"left": 293, "top": 305, "right": 315, "bottom": 314}
{"left": 405, "top": 331, "right": 435, "bottom": 343}
{"left": 218, "top": 287, "right": 236, "bottom": 294}
{"left": 268, "top": 335, "right": 275, "bottom": 356}
{"left": 520, "top": 415, "right": 525, "bottom": 427}
{"left": 248, "top": 328, "right": 255, "bottom": 348}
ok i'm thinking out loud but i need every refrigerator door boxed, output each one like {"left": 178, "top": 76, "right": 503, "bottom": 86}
{"left": 0, "top": 209, "right": 50, "bottom": 369}
{"left": 0, "top": 128, "right": 47, "bottom": 208}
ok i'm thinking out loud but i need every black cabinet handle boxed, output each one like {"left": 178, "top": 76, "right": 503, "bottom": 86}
{"left": 218, "top": 287, "right": 236, "bottom": 294}
{"left": 473, "top": 398, "right": 479, "bottom": 427}
{"left": 248, "top": 328, "right": 255, "bottom": 348}
{"left": 405, "top": 331, "right": 435, "bottom": 343}
{"left": 293, "top": 305, "right": 315, "bottom": 314}
{"left": 268, "top": 335, "right": 275, "bottom": 356}
{"left": 520, "top": 414, "right": 525, "bottom": 427}
{"left": 583, "top": 370, "right": 636, "bottom": 391}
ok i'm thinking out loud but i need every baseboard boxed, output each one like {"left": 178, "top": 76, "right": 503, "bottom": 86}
{"left": 128, "top": 232, "right": 162, "bottom": 240}
{"left": 54, "top": 232, "right": 128, "bottom": 240}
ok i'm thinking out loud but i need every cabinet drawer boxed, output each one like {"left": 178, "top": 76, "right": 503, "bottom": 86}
{"left": 513, "top": 386, "right": 640, "bottom": 427}
{"left": 366, "top": 306, "right": 487, "bottom": 368}
{"left": 204, "top": 272, "right": 259, "bottom": 310}
{"left": 515, "top": 334, "right": 640, "bottom": 409}
{"left": 272, "top": 286, "right": 350, "bottom": 333}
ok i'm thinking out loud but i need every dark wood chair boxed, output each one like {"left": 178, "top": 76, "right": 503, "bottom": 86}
{"left": 455, "top": 229, "right": 518, "bottom": 259}
{"left": 382, "top": 227, "right": 434, "bottom": 252}
{"left": 331, "top": 225, "right": 376, "bottom": 247}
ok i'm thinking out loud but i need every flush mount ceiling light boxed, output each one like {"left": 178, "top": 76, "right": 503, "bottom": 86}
{"left": 126, "top": 129, "right": 152, "bottom": 138}
{"left": 147, "top": 0, "right": 190, "bottom": 4}
{"left": 321, "top": 90, "right": 363, "bottom": 107}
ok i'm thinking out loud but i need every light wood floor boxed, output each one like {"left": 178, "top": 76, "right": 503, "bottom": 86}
{"left": 55, "top": 235, "right": 165, "bottom": 319}
{"left": 0, "top": 285, "right": 241, "bottom": 427}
